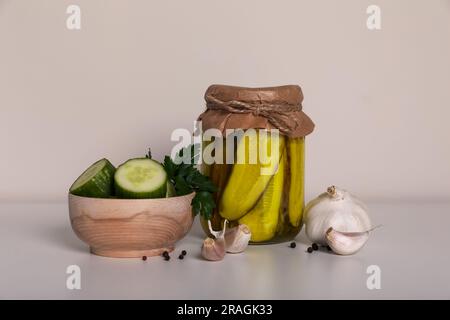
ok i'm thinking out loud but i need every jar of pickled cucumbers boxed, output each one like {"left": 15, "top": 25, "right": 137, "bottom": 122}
{"left": 197, "top": 85, "right": 315, "bottom": 244}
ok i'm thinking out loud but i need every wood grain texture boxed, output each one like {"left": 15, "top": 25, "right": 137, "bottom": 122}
{"left": 68, "top": 193, "right": 195, "bottom": 258}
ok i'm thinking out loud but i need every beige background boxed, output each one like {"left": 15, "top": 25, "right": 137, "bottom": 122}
{"left": 1, "top": 0, "right": 449, "bottom": 203}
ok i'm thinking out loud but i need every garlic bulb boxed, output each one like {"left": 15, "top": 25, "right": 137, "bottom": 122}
{"left": 224, "top": 224, "right": 251, "bottom": 253}
{"left": 304, "top": 186, "right": 372, "bottom": 249}
{"left": 202, "top": 237, "right": 226, "bottom": 261}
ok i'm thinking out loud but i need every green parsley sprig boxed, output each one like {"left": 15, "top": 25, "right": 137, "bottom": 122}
{"left": 162, "top": 144, "right": 217, "bottom": 220}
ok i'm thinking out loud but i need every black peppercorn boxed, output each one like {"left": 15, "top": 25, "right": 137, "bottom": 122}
{"left": 162, "top": 251, "right": 169, "bottom": 258}
{"left": 178, "top": 254, "right": 184, "bottom": 260}
{"left": 307, "top": 247, "right": 313, "bottom": 253}
{"left": 312, "top": 243, "right": 319, "bottom": 251}
{"left": 142, "top": 256, "right": 147, "bottom": 261}
{"left": 181, "top": 250, "right": 187, "bottom": 256}
{"left": 164, "top": 255, "right": 170, "bottom": 261}
{"left": 290, "top": 242, "right": 296, "bottom": 248}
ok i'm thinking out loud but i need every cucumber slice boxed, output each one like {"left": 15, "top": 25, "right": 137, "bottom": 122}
{"left": 114, "top": 158, "right": 167, "bottom": 199}
{"left": 69, "top": 158, "right": 116, "bottom": 198}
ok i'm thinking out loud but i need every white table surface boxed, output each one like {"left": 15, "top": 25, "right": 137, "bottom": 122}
{"left": 1, "top": 202, "right": 449, "bottom": 299}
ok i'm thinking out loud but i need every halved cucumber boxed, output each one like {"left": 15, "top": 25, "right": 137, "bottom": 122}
{"left": 114, "top": 158, "right": 167, "bottom": 199}
{"left": 69, "top": 158, "right": 116, "bottom": 198}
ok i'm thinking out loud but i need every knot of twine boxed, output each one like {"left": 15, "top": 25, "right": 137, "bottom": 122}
{"left": 205, "top": 94, "right": 301, "bottom": 134}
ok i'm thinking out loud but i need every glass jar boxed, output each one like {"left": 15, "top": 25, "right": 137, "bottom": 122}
{"left": 197, "top": 85, "right": 314, "bottom": 244}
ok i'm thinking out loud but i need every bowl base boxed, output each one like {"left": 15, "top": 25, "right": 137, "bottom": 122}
{"left": 90, "top": 247, "right": 174, "bottom": 258}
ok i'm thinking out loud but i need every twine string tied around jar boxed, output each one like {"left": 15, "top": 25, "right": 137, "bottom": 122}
{"left": 205, "top": 94, "right": 301, "bottom": 135}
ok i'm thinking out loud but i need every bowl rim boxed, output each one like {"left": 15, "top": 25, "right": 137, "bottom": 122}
{"left": 68, "top": 191, "right": 195, "bottom": 202}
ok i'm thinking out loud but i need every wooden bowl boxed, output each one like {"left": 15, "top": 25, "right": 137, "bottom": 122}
{"left": 68, "top": 192, "right": 195, "bottom": 258}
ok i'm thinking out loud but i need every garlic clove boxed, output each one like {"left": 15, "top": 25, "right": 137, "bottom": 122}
{"left": 325, "top": 227, "right": 370, "bottom": 255}
{"left": 202, "top": 219, "right": 229, "bottom": 261}
{"left": 224, "top": 224, "right": 251, "bottom": 253}
{"left": 201, "top": 237, "right": 226, "bottom": 261}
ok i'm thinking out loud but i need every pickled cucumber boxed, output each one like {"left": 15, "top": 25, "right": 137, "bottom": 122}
{"left": 239, "top": 154, "right": 285, "bottom": 242}
{"left": 202, "top": 131, "right": 306, "bottom": 244}
{"left": 288, "top": 138, "right": 305, "bottom": 227}
{"left": 201, "top": 138, "right": 231, "bottom": 234}
{"left": 219, "top": 131, "right": 285, "bottom": 221}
